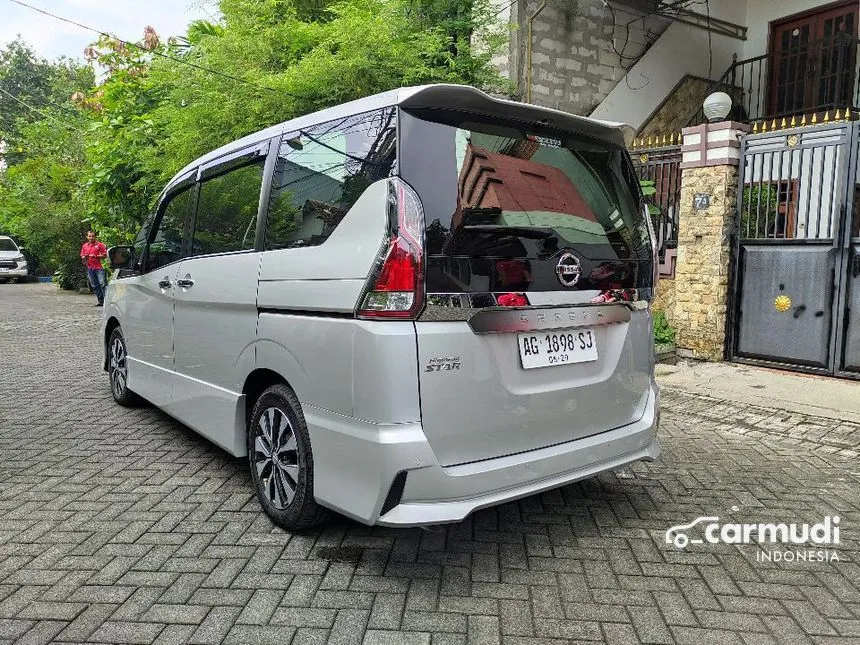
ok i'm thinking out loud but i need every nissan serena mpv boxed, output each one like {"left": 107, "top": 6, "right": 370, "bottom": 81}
{"left": 102, "top": 84, "right": 661, "bottom": 531}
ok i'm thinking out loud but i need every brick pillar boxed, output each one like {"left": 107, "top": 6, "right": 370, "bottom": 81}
{"left": 673, "top": 121, "right": 749, "bottom": 361}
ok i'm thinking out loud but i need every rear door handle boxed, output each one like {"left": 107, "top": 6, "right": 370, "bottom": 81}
{"left": 176, "top": 278, "right": 194, "bottom": 288}
{"left": 158, "top": 278, "right": 172, "bottom": 289}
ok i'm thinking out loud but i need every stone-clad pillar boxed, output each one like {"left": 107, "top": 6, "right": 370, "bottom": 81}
{"left": 673, "top": 121, "right": 750, "bottom": 361}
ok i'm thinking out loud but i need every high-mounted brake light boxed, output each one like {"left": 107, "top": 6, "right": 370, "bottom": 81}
{"left": 357, "top": 178, "right": 425, "bottom": 319}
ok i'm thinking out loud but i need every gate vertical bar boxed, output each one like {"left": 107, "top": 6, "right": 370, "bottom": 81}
{"left": 726, "top": 131, "right": 750, "bottom": 360}
{"left": 834, "top": 120, "right": 860, "bottom": 377}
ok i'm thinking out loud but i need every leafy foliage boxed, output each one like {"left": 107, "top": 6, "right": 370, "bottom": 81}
{"left": 0, "top": 39, "right": 93, "bottom": 165}
{"left": 653, "top": 309, "right": 676, "bottom": 345}
{"left": 639, "top": 178, "right": 661, "bottom": 216}
{"left": 0, "top": 42, "right": 94, "bottom": 283}
{"left": 0, "top": 0, "right": 509, "bottom": 285}
{"left": 740, "top": 184, "right": 780, "bottom": 239}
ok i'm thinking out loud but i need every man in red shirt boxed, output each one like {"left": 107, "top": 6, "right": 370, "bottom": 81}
{"left": 80, "top": 230, "right": 108, "bottom": 307}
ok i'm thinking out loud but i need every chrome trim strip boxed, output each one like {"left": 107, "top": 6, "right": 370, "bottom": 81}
{"left": 469, "top": 304, "right": 631, "bottom": 334}
{"left": 417, "top": 292, "right": 648, "bottom": 324}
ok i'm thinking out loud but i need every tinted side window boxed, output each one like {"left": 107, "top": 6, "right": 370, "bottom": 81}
{"left": 133, "top": 212, "right": 154, "bottom": 265}
{"left": 192, "top": 161, "right": 265, "bottom": 256}
{"left": 266, "top": 108, "right": 396, "bottom": 250}
{"left": 148, "top": 188, "right": 190, "bottom": 272}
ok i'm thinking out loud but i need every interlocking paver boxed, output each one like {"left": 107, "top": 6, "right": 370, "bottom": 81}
{"left": 187, "top": 606, "right": 241, "bottom": 644}
{"left": 236, "top": 589, "right": 283, "bottom": 625}
{"left": 55, "top": 603, "right": 118, "bottom": 642}
{"left": 90, "top": 620, "right": 165, "bottom": 644}
{"left": 140, "top": 604, "right": 210, "bottom": 625}
{"left": 328, "top": 609, "right": 371, "bottom": 645}
{"left": 14, "top": 620, "right": 69, "bottom": 645}
{"left": 291, "top": 626, "right": 331, "bottom": 644}
{"left": 0, "top": 619, "right": 33, "bottom": 640}
{"left": 2, "top": 282, "right": 860, "bottom": 645}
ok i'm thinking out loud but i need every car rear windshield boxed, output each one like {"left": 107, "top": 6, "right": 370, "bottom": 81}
{"left": 0, "top": 239, "right": 17, "bottom": 252}
{"left": 398, "top": 108, "right": 650, "bottom": 262}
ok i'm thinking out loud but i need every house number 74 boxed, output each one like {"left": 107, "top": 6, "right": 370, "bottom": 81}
{"left": 693, "top": 193, "right": 710, "bottom": 210}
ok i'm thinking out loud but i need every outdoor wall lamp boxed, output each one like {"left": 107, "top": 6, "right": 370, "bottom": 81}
{"left": 703, "top": 91, "right": 733, "bottom": 122}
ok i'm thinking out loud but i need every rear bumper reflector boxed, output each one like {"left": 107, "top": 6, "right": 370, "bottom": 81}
{"left": 380, "top": 471, "right": 408, "bottom": 515}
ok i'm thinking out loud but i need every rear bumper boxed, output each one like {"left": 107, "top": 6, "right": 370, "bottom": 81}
{"left": 306, "top": 383, "right": 660, "bottom": 526}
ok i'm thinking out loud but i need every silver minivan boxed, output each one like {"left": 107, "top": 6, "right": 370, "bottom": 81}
{"left": 103, "top": 84, "right": 661, "bottom": 531}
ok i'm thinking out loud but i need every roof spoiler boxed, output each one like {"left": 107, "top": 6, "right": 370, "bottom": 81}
{"left": 398, "top": 84, "right": 631, "bottom": 149}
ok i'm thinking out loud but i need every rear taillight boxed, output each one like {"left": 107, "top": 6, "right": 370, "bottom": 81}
{"left": 357, "top": 178, "right": 425, "bottom": 319}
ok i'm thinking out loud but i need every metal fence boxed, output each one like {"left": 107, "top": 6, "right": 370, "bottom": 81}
{"left": 738, "top": 120, "right": 848, "bottom": 241}
{"left": 631, "top": 138, "right": 682, "bottom": 277}
{"left": 728, "top": 117, "right": 860, "bottom": 378}
{"left": 687, "top": 36, "right": 860, "bottom": 127}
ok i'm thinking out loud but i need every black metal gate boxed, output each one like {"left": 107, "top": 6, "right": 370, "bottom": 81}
{"left": 729, "top": 118, "right": 860, "bottom": 378}
{"left": 631, "top": 140, "right": 682, "bottom": 277}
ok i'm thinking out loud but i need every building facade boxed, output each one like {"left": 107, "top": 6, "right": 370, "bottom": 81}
{"left": 498, "top": 0, "right": 858, "bottom": 134}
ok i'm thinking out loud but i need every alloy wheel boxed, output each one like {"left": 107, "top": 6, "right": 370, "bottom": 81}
{"left": 253, "top": 407, "right": 300, "bottom": 509}
{"left": 109, "top": 336, "right": 128, "bottom": 399}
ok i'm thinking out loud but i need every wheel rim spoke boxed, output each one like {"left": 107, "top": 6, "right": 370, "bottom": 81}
{"left": 268, "top": 470, "right": 281, "bottom": 507}
{"left": 254, "top": 435, "right": 271, "bottom": 459}
{"left": 282, "top": 432, "right": 297, "bottom": 455}
{"left": 270, "top": 408, "right": 283, "bottom": 450}
{"left": 275, "top": 410, "right": 290, "bottom": 451}
{"left": 256, "top": 456, "right": 273, "bottom": 480}
{"left": 281, "top": 463, "right": 299, "bottom": 486}
{"left": 276, "top": 464, "right": 296, "bottom": 504}
{"left": 263, "top": 409, "right": 276, "bottom": 443}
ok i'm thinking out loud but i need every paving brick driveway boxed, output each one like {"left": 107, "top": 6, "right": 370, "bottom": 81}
{"left": 1, "top": 282, "right": 859, "bottom": 645}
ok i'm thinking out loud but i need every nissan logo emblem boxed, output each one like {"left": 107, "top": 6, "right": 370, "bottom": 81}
{"left": 555, "top": 251, "right": 582, "bottom": 287}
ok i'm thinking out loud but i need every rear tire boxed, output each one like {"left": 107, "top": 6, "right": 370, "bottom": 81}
{"left": 248, "top": 384, "right": 330, "bottom": 531}
{"left": 108, "top": 327, "right": 141, "bottom": 407}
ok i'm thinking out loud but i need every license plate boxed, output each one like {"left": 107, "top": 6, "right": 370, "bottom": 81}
{"left": 517, "top": 329, "right": 598, "bottom": 369}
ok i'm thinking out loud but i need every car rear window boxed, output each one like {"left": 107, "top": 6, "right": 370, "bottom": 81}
{"left": 398, "top": 109, "right": 650, "bottom": 263}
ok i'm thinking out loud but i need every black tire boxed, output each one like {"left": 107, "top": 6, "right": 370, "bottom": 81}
{"left": 248, "top": 384, "right": 329, "bottom": 531}
{"left": 107, "top": 327, "right": 141, "bottom": 407}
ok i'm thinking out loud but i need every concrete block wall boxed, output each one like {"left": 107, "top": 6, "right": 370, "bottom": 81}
{"left": 511, "top": 0, "right": 668, "bottom": 116}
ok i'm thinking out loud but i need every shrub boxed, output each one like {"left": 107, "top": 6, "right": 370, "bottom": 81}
{"left": 653, "top": 309, "right": 676, "bottom": 345}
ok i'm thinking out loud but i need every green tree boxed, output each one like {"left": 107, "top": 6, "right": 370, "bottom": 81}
{"left": 2, "top": 0, "right": 510, "bottom": 287}
{"left": 0, "top": 40, "right": 94, "bottom": 284}
{"left": 76, "top": 31, "right": 166, "bottom": 236}
{"left": 0, "top": 39, "right": 93, "bottom": 166}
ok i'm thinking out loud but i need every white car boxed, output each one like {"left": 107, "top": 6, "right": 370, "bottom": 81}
{"left": 103, "top": 85, "right": 661, "bottom": 531}
{"left": 0, "top": 236, "right": 28, "bottom": 282}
